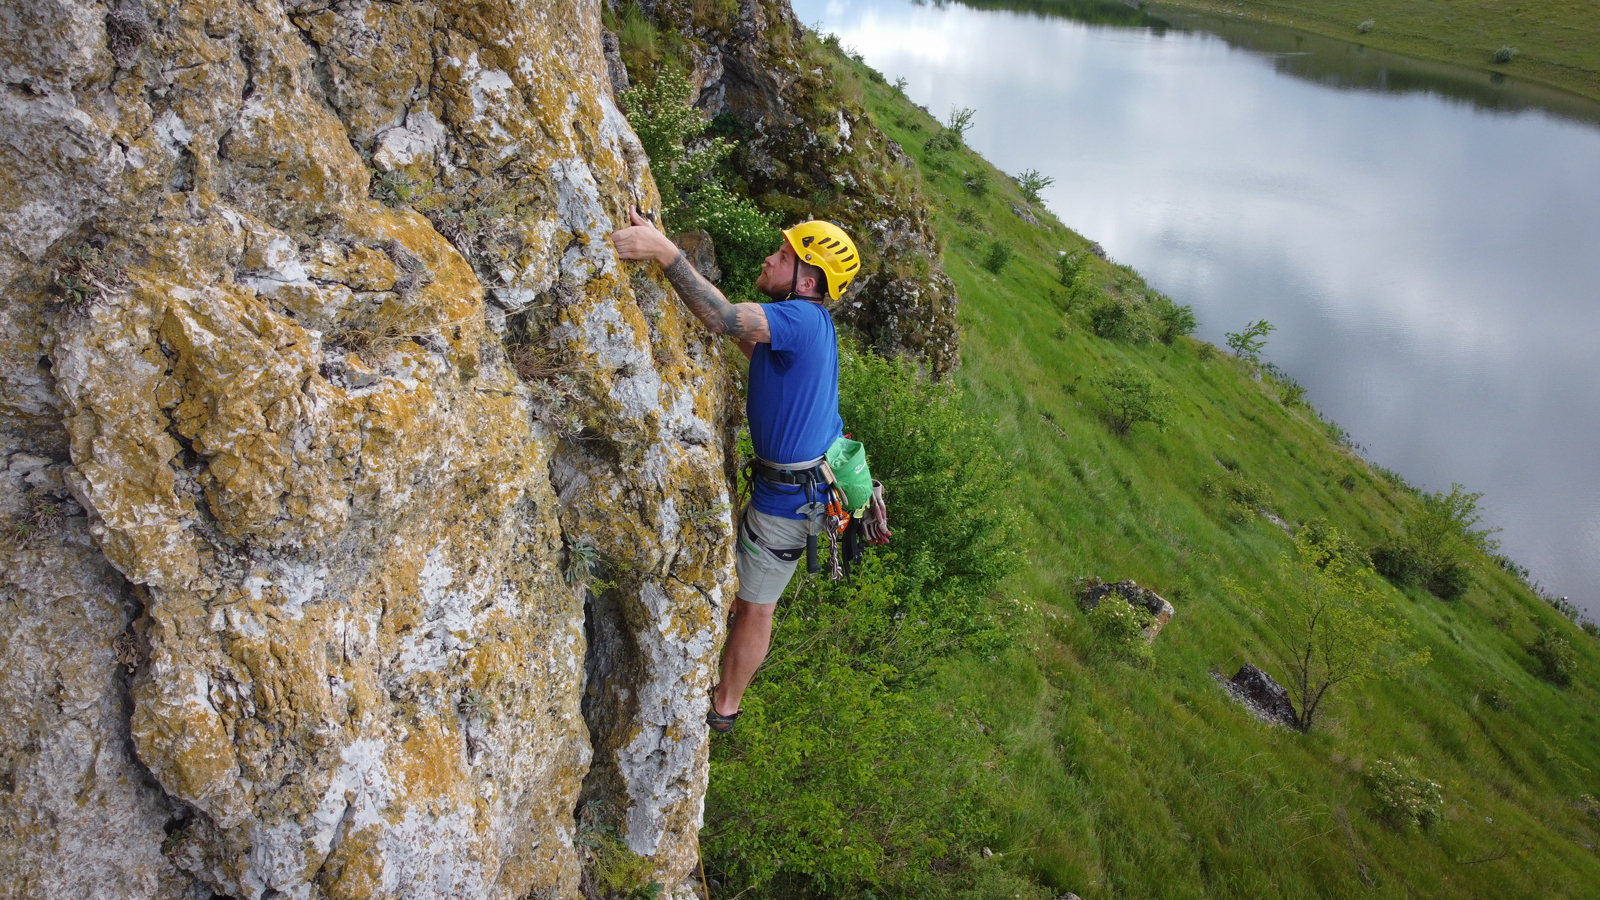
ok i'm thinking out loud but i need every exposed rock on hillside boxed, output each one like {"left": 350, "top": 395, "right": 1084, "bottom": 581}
{"left": 1081, "top": 578, "right": 1176, "bottom": 642}
{"left": 1, "top": 1, "right": 737, "bottom": 897}
{"left": 631, "top": 0, "right": 962, "bottom": 375}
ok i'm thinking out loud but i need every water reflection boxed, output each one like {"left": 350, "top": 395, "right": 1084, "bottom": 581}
{"left": 804, "top": 0, "right": 1600, "bottom": 615}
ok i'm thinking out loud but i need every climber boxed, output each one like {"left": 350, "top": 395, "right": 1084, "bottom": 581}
{"left": 609, "top": 207, "right": 861, "bottom": 735}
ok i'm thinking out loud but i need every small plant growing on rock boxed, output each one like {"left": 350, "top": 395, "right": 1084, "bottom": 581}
{"left": 1494, "top": 45, "right": 1518, "bottom": 64}
{"left": 565, "top": 537, "right": 602, "bottom": 586}
{"left": 577, "top": 802, "right": 664, "bottom": 899}
{"left": 1528, "top": 626, "right": 1576, "bottom": 686}
{"left": 1092, "top": 365, "right": 1171, "bottom": 435}
{"left": 1367, "top": 755, "right": 1442, "bottom": 830}
{"left": 50, "top": 241, "right": 125, "bottom": 312}
{"left": 3, "top": 489, "right": 67, "bottom": 549}
{"left": 980, "top": 238, "right": 1013, "bottom": 274}
{"left": 1013, "top": 168, "right": 1055, "bottom": 203}
{"left": 1225, "top": 319, "right": 1275, "bottom": 364}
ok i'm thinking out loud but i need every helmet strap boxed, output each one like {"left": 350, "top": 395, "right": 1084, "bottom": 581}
{"left": 786, "top": 252, "right": 825, "bottom": 303}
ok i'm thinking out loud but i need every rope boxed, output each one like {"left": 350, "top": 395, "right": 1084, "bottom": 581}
{"left": 699, "top": 849, "right": 711, "bottom": 899}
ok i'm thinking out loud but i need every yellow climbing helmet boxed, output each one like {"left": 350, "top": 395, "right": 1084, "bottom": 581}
{"left": 782, "top": 220, "right": 861, "bottom": 301}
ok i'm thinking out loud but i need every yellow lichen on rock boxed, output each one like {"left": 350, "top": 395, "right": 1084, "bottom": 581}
{"left": 4, "top": 0, "right": 737, "bottom": 898}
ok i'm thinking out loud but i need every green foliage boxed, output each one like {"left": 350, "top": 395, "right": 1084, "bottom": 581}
{"left": 1528, "top": 626, "right": 1577, "bottom": 686}
{"left": 50, "top": 241, "right": 125, "bottom": 311}
{"left": 1357, "top": 18, "right": 1374, "bottom": 33}
{"left": 946, "top": 106, "right": 976, "bottom": 140}
{"left": 1234, "top": 525, "right": 1430, "bottom": 731}
{"left": 1084, "top": 596, "right": 1156, "bottom": 667}
{"left": 1584, "top": 620, "right": 1600, "bottom": 640}
{"left": 979, "top": 238, "right": 1012, "bottom": 274}
{"left": 1372, "top": 484, "right": 1500, "bottom": 599}
{"left": 1479, "top": 678, "right": 1516, "bottom": 711}
{"left": 1201, "top": 468, "right": 1272, "bottom": 523}
{"left": 1494, "top": 45, "right": 1518, "bottom": 64}
{"left": 620, "top": 67, "right": 777, "bottom": 299}
{"left": 961, "top": 169, "right": 990, "bottom": 197}
{"left": 1225, "top": 319, "right": 1275, "bottom": 363}
{"left": 1148, "top": 292, "right": 1198, "bottom": 344}
{"left": 578, "top": 805, "right": 665, "bottom": 899}
{"left": 836, "top": 348, "right": 1022, "bottom": 600}
{"left": 1091, "top": 365, "right": 1171, "bottom": 435}
{"left": 1366, "top": 756, "right": 1443, "bottom": 830}
{"left": 1087, "top": 293, "right": 1153, "bottom": 343}
{"left": 704, "top": 660, "right": 996, "bottom": 896}
{"left": 1055, "top": 251, "right": 1085, "bottom": 288}
{"left": 1012, "top": 168, "right": 1055, "bottom": 203}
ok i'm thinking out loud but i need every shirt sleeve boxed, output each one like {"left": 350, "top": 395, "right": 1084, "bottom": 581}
{"left": 763, "top": 301, "right": 811, "bottom": 354}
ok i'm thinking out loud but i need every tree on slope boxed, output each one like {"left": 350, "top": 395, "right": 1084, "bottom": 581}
{"left": 1231, "top": 522, "right": 1430, "bottom": 731}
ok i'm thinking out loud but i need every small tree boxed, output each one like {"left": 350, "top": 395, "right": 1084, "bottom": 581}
{"left": 1092, "top": 365, "right": 1171, "bottom": 435}
{"left": 1234, "top": 525, "right": 1430, "bottom": 731}
{"left": 1528, "top": 626, "right": 1576, "bottom": 686}
{"left": 1057, "top": 251, "right": 1085, "bottom": 288}
{"left": 946, "top": 106, "right": 976, "bottom": 141}
{"left": 1013, "top": 168, "right": 1055, "bottom": 203}
{"left": 1225, "top": 319, "right": 1275, "bottom": 363}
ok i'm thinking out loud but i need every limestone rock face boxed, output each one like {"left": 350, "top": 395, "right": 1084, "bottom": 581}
{"left": 1, "top": 2, "right": 735, "bottom": 898}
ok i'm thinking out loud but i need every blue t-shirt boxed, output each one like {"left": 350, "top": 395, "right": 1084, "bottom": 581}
{"left": 748, "top": 299, "right": 844, "bottom": 519}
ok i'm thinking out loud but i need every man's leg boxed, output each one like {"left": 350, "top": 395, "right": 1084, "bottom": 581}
{"left": 713, "top": 597, "right": 776, "bottom": 717}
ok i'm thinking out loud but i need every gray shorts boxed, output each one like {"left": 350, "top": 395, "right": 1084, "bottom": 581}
{"left": 734, "top": 505, "right": 812, "bottom": 604}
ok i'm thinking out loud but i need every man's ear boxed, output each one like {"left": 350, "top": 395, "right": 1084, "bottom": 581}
{"left": 796, "top": 273, "right": 820, "bottom": 297}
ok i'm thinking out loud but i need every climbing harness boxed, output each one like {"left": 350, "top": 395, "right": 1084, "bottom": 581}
{"left": 746, "top": 435, "right": 890, "bottom": 580}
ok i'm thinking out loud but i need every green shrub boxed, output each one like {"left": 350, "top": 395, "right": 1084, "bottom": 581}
{"left": 621, "top": 67, "right": 778, "bottom": 300}
{"left": 1529, "top": 627, "right": 1576, "bottom": 686}
{"left": 979, "top": 239, "right": 1012, "bottom": 274}
{"left": 1357, "top": 19, "right": 1374, "bottom": 34}
{"left": 946, "top": 106, "right": 976, "bottom": 141}
{"left": 1092, "top": 365, "right": 1171, "bottom": 436}
{"left": 1088, "top": 294, "right": 1153, "bottom": 343}
{"left": 1012, "top": 168, "right": 1054, "bottom": 203}
{"left": 1195, "top": 341, "right": 1217, "bottom": 361}
{"left": 962, "top": 169, "right": 989, "bottom": 197}
{"left": 1494, "top": 45, "right": 1518, "bottom": 64}
{"left": 1084, "top": 596, "right": 1156, "bottom": 667}
{"left": 954, "top": 206, "right": 980, "bottom": 227}
{"left": 1200, "top": 469, "right": 1272, "bottom": 523}
{"left": 836, "top": 349, "right": 1021, "bottom": 603}
{"left": 1479, "top": 678, "right": 1516, "bottom": 711}
{"left": 1373, "top": 484, "right": 1499, "bottom": 599}
{"left": 1366, "top": 756, "right": 1443, "bottom": 830}
{"left": 1583, "top": 620, "right": 1600, "bottom": 640}
{"left": 1224, "top": 319, "right": 1274, "bottom": 363}
{"left": 1056, "top": 251, "right": 1085, "bottom": 288}
{"left": 1149, "top": 292, "right": 1197, "bottom": 344}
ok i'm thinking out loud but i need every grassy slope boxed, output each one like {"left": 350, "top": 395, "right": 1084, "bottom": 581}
{"left": 1145, "top": 0, "right": 1600, "bottom": 104}
{"left": 841, "top": 53, "right": 1600, "bottom": 900}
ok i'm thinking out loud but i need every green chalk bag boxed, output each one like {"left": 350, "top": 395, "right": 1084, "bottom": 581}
{"left": 825, "top": 436, "right": 873, "bottom": 515}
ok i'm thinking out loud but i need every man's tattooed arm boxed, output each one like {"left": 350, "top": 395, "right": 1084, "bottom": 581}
{"left": 663, "top": 251, "right": 771, "bottom": 343}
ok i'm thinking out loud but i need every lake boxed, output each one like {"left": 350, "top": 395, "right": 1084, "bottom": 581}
{"left": 795, "top": 0, "right": 1600, "bottom": 617}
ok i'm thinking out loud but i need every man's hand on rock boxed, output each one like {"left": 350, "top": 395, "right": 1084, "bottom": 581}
{"left": 609, "top": 206, "right": 680, "bottom": 267}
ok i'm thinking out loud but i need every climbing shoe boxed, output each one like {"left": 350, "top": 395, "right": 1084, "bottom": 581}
{"left": 706, "top": 691, "right": 740, "bottom": 735}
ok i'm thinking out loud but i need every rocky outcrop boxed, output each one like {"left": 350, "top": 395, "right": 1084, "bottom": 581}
{"left": 637, "top": 0, "right": 962, "bottom": 375}
{"left": 1081, "top": 579, "right": 1176, "bottom": 642}
{"left": 1222, "top": 663, "right": 1299, "bottom": 728}
{"left": 1, "top": 2, "right": 735, "bottom": 898}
